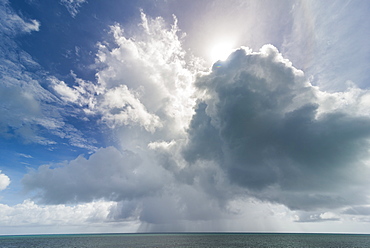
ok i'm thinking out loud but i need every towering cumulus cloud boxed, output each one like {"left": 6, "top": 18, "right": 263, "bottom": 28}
{"left": 20, "top": 11, "right": 370, "bottom": 231}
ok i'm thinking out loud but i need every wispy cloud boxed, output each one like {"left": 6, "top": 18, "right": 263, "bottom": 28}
{"left": 0, "top": 0, "right": 40, "bottom": 35}
{"left": 60, "top": 0, "right": 87, "bottom": 18}
{"left": 283, "top": 1, "right": 370, "bottom": 91}
{"left": 0, "top": 1, "right": 96, "bottom": 151}
{"left": 17, "top": 153, "right": 33, "bottom": 159}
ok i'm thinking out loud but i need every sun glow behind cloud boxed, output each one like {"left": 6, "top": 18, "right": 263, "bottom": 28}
{"left": 208, "top": 40, "right": 236, "bottom": 62}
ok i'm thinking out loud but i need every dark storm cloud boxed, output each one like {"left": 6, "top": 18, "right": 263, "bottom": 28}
{"left": 184, "top": 45, "right": 370, "bottom": 211}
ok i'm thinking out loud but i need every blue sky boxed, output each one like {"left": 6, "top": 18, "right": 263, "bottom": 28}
{"left": 1, "top": 0, "right": 370, "bottom": 234}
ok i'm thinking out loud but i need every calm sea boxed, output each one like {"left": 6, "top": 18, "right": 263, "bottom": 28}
{"left": 1, "top": 233, "right": 370, "bottom": 248}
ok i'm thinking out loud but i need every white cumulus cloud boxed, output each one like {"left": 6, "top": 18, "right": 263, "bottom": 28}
{"left": 0, "top": 171, "right": 10, "bottom": 191}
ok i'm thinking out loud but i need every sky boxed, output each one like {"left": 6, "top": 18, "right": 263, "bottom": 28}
{"left": 0, "top": 0, "right": 370, "bottom": 235}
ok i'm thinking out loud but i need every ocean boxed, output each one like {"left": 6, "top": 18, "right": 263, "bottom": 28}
{"left": 1, "top": 233, "right": 370, "bottom": 248}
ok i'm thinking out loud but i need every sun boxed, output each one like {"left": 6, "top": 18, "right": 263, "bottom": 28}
{"left": 209, "top": 41, "right": 235, "bottom": 62}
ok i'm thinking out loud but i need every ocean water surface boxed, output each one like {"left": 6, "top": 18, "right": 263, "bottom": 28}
{"left": 1, "top": 233, "right": 370, "bottom": 248}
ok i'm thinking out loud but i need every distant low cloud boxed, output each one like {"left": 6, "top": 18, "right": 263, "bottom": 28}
{"left": 23, "top": 146, "right": 165, "bottom": 204}
{"left": 0, "top": 171, "right": 10, "bottom": 191}
{"left": 293, "top": 211, "right": 340, "bottom": 223}
{"left": 22, "top": 145, "right": 233, "bottom": 230}
{"left": 0, "top": 199, "right": 139, "bottom": 234}
{"left": 60, "top": 0, "right": 87, "bottom": 18}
